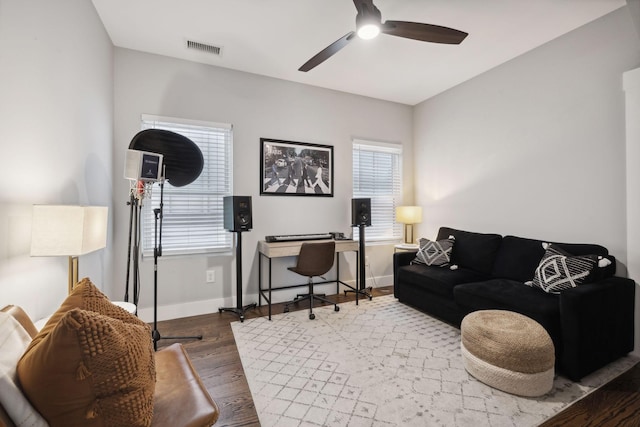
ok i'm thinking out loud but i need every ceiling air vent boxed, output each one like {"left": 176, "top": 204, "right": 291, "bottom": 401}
{"left": 186, "top": 40, "right": 222, "bottom": 56}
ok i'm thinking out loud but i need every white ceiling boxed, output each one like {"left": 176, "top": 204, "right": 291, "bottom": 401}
{"left": 91, "top": 0, "right": 626, "bottom": 106}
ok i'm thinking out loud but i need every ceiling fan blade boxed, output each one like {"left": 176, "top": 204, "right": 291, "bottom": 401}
{"left": 299, "top": 31, "right": 356, "bottom": 72}
{"left": 382, "top": 21, "right": 468, "bottom": 44}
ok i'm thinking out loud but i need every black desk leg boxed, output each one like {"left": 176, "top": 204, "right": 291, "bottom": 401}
{"left": 258, "top": 253, "right": 262, "bottom": 308}
{"left": 268, "top": 257, "right": 272, "bottom": 320}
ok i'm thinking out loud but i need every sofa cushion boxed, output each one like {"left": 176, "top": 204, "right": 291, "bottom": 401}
{"left": 397, "top": 264, "right": 489, "bottom": 299}
{"left": 413, "top": 236, "right": 455, "bottom": 267}
{"left": 491, "top": 235, "right": 548, "bottom": 282}
{"left": 453, "top": 279, "right": 562, "bottom": 352}
{"left": 0, "top": 312, "right": 47, "bottom": 427}
{"left": 492, "top": 235, "right": 613, "bottom": 283}
{"left": 17, "top": 308, "right": 155, "bottom": 427}
{"left": 437, "top": 227, "right": 502, "bottom": 275}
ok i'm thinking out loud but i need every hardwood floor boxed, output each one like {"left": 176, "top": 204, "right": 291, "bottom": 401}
{"left": 153, "top": 286, "right": 640, "bottom": 427}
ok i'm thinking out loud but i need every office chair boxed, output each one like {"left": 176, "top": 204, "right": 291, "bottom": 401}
{"left": 283, "top": 241, "right": 340, "bottom": 320}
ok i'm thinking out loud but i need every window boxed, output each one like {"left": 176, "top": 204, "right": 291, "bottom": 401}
{"left": 140, "top": 115, "right": 233, "bottom": 256}
{"left": 352, "top": 139, "right": 402, "bottom": 242}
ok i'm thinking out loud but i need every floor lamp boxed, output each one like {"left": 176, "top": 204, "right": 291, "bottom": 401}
{"left": 31, "top": 205, "right": 108, "bottom": 294}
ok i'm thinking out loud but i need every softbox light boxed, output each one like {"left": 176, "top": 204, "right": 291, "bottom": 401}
{"left": 129, "top": 129, "right": 204, "bottom": 187}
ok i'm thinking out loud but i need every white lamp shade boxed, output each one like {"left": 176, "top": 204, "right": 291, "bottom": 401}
{"left": 396, "top": 206, "right": 423, "bottom": 225}
{"left": 31, "top": 205, "right": 108, "bottom": 256}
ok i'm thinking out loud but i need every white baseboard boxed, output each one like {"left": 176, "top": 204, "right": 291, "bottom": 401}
{"left": 137, "top": 274, "right": 393, "bottom": 322}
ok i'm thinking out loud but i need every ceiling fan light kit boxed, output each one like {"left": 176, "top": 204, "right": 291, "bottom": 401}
{"left": 299, "top": 0, "right": 468, "bottom": 72}
{"left": 355, "top": 2, "right": 382, "bottom": 39}
{"left": 357, "top": 24, "right": 380, "bottom": 40}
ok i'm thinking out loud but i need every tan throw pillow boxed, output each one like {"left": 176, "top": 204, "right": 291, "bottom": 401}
{"left": 17, "top": 308, "right": 155, "bottom": 427}
{"left": 31, "top": 278, "right": 144, "bottom": 351}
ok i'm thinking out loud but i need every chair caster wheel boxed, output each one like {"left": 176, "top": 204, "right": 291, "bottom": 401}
{"left": 368, "top": 296, "right": 373, "bottom": 301}
{"left": 240, "top": 315, "right": 245, "bottom": 322}
{"left": 218, "top": 308, "right": 223, "bottom": 313}
{"left": 335, "top": 306, "right": 340, "bottom": 312}
{"left": 309, "top": 313, "right": 315, "bottom": 320}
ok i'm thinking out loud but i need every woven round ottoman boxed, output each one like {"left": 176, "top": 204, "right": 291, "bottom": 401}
{"left": 460, "top": 310, "right": 555, "bottom": 397}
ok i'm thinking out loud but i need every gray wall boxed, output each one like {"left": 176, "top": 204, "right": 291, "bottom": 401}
{"left": 414, "top": 7, "right": 640, "bottom": 255}
{"left": 625, "top": 66, "right": 640, "bottom": 357}
{"left": 0, "top": 0, "right": 114, "bottom": 320}
{"left": 414, "top": 7, "right": 640, "bottom": 349}
{"left": 112, "top": 49, "right": 414, "bottom": 320}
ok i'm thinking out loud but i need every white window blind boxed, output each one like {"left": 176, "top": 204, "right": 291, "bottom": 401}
{"left": 352, "top": 139, "right": 403, "bottom": 242}
{"left": 140, "top": 115, "right": 233, "bottom": 256}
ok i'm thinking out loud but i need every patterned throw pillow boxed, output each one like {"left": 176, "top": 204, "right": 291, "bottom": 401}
{"left": 529, "top": 243, "right": 605, "bottom": 294}
{"left": 413, "top": 235, "right": 455, "bottom": 267}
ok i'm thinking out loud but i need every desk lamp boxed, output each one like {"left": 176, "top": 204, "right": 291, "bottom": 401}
{"left": 396, "top": 206, "right": 423, "bottom": 245}
{"left": 30, "top": 205, "right": 108, "bottom": 294}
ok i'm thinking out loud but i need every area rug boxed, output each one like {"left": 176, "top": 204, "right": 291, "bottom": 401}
{"left": 231, "top": 295, "right": 638, "bottom": 426}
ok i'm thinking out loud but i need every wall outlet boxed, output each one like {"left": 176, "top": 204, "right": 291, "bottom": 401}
{"left": 206, "top": 270, "right": 216, "bottom": 283}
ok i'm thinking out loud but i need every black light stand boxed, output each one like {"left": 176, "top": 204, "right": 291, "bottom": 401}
{"left": 124, "top": 192, "right": 141, "bottom": 305}
{"left": 151, "top": 181, "right": 203, "bottom": 351}
{"left": 345, "top": 223, "right": 373, "bottom": 304}
{"left": 218, "top": 230, "right": 257, "bottom": 322}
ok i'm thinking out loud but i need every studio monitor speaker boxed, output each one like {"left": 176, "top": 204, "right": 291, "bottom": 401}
{"left": 351, "top": 198, "right": 371, "bottom": 226}
{"left": 224, "top": 196, "right": 253, "bottom": 232}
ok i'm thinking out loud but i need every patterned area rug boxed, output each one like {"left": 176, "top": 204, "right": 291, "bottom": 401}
{"left": 231, "top": 295, "right": 638, "bottom": 426}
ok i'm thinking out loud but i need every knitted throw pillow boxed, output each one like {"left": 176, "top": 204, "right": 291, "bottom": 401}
{"left": 30, "top": 277, "right": 144, "bottom": 352}
{"left": 413, "top": 235, "right": 456, "bottom": 267}
{"left": 17, "top": 308, "right": 155, "bottom": 427}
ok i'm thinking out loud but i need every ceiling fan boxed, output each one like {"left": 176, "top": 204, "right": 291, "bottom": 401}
{"left": 299, "top": 0, "right": 468, "bottom": 72}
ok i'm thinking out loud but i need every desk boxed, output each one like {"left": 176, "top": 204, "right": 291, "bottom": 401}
{"left": 258, "top": 239, "right": 359, "bottom": 320}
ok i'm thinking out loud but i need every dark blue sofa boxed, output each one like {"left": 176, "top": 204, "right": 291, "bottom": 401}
{"left": 393, "top": 226, "right": 635, "bottom": 381}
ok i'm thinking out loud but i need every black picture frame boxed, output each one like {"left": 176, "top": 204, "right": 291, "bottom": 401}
{"left": 260, "top": 138, "right": 334, "bottom": 197}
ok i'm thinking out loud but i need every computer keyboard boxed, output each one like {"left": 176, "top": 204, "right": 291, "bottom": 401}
{"left": 265, "top": 233, "right": 333, "bottom": 243}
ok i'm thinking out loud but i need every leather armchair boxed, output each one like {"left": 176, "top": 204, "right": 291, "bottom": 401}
{"left": 0, "top": 305, "right": 219, "bottom": 427}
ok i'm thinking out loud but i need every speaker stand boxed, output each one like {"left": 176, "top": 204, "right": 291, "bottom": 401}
{"left": 344, "top": 223, "right": 373, "bottom": 304}
{"left": 219, "top": 230, "right": 257, "bottom": 322}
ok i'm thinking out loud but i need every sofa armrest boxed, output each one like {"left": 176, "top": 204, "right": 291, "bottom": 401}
{"left": 559, "top": 276, "right": 635, "bottom": 381}
{"left": 393, "top": 251, "right": 416, "bottom": 268}
{"left": 1, "top": 305, "right": 38, "bottom": 339}
{"left": 393, "top": 251, "right": 417, "bottom": 297}
{"left": 152, "top": 343, "right": 219, "bottom": 427}
{"left": 0, "top": 405, "right": 16, "bottom": 427}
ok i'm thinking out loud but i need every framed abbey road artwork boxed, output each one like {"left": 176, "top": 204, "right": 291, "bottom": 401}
{"left": 260, "top": 138, "right": 333, "bottom": 197}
